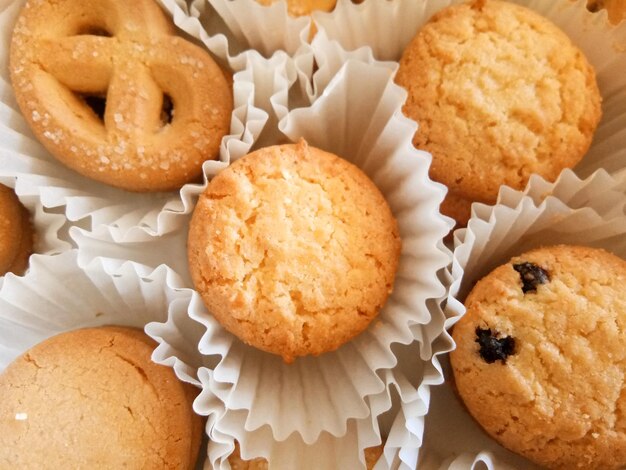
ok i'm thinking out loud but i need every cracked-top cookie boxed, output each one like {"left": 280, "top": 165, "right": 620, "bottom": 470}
{"left": 188, "top": 140, "right": 401, "bottom": 363}
{"left": 0, "top": 327, "right": 203, "bottom": 468}
{"left": 450, "top": 245, "right": 626, "bottom": 470}
{"left": 395, "top": 0, "right": 602, "bottom": 227}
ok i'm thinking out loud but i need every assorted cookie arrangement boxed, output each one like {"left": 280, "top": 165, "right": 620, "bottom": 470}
{"left": 0, "top": 0, "right": 624, "bottom": 468}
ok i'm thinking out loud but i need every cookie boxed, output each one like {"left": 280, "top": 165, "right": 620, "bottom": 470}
{"left": 0, "top": 184, "right": 33, "bottom": 276}
{"left": 0, "top": 326, "right": 203, "bottom": 468}
{"left": 254, "top": 0, "right": 336, "bottom": 16}
{"left": 188, "top": 140, "right": 401, "bottom": 363}
{"left": 396, "top": 0, "right": 602, "bottom": 226}
{"left": 450, "top": 245, "right": 626, "bottom": 470}
{"left": 10, "top": 0, "right": 233, "bottom": 192}
{"left": 590, "top": 0, "right": 626, "bottom": 24}
{"left": 229, "top": 442, "right": 384, "bottom": 469}
{"left": 440, "top": 190, "right": 473, "bottom": 228}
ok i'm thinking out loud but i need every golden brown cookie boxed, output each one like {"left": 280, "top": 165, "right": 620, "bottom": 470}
{"left": 229, "top": 442, "right": 384, "bottom": 469}
{"left": 440, "top": 191, "right": 473, "bottom": 228}
{"left": 10, "top": 0, "right": 233, "bottom": 192}
{"left": 0, "top": 184, "right": 33, "bottom": 276}
{"left": 0, "top": 326, "right": 203, "bottom": 469}
{"left": 450, "top": 245, "right": 626, "bottom": 470}
{"left": 396, "top": 0, "right": 602, "bottom": 227}
{"left": 188, "top": 140, "right": 401, "bottom": 363}
{"left": 254, "top": 0, "right": 336, "bottom": 16}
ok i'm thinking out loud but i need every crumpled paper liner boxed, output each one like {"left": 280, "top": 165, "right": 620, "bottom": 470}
{"left": 152, "top": 313, "right": 451, "bottom": 469}
{"left": 313, "top": 0, "right": 626, "bottom": 184}
{"left": 157, "top": 0, "right": 310, "bottom": 71}
{"left": 0, "top": 0, "right": 270, "bottom": 242}
{"left": 69, "top": 31, "right": 398, "bottom": 266}
{"left": 419, "top": 174, "right": 626, "bottom": 470}
{"left": 146, "top": 58, "right": 454, "bottom": 469}
{"left": 0, "top": 250, "right": 193, "bottom": 374}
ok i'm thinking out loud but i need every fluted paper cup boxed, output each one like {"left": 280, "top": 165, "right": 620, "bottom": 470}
{"left": 157, "top": 0, "right": 311, "bottom": 71}
{"left": 146, "top": 57, "right": 454, "bottom": 469}
{"left": 313, "top": 0, "right": 626, "bottom": 194}
{"left": 420, "top": 176, "right": 626, "bottom": 470}
{"left": 0, "top": 250, "right": 194, "bottom": 377}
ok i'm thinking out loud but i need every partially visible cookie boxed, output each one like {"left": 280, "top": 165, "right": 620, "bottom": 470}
{"left": 229, "top": 442, "right": 384, "bottom": 469}
{"left": 396, "top": 0, "right": 602, "bottom": 227}
{"left": 440, "top": 191, "right": 473, "bottom": 228}
{"left": 188, "top": 140, "right": 401, "bottom": 363}
{"left": 0, "top": 326, "right": 203, "bottom": 469}
{"left": 450, "top": 245, "right": 626, "bottom": 470}
{"left": 254, "top": 0, "right": 336, "bottom": 16}
{"left": 0, "top": 184, "right": 33, "bottom": 276}
{"left": 589, "top": 0, "right": 626, "bottom": 24}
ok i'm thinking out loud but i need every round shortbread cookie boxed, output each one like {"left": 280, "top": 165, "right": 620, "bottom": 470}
{"left": 188, "top": 140, "right": 401, "bottom": 363}
{"left": 0, "top": 184, "right": 33, "bottom": 276}
{"left": 451, "top": 245, "right": 626, "bottom": 470}
{"left": 10, "top": 0, "right": 233, "bottom": 192}
{"left": 0, "top": 327, "right": 203, "bottom": 469}
{"left": 396, "top": 0, "right": 602, "bottom": 225}
{"left": 228, "top": 442, "right": 384, "bottom": 469}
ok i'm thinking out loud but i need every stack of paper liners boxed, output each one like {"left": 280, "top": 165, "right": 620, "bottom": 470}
{"left": 147, "top": 59, "right": 453, "bottom": 469}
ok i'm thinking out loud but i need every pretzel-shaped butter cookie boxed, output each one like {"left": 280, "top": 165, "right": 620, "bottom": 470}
{"left": 10, "top": 0, "right": 233, "bottom": 192}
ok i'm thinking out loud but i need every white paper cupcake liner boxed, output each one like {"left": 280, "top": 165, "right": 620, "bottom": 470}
{"left": 143, "top": 57, "right": 453, "bottom": 469}
{"left": 208, "top": 0, "right": 311, "bottom": 58}
{"left": 313, "top": 0, "right": 626, "bottom": 185}
{"left": 157, "top": 0, "right": 311, "bottom": 71}
{"left": 0, "top": 250, "right": 194, "bottom": 373}
{"left": 150, "top": 315, "right": 451, "bottom": 469}
{"left": 418, "top": 176, "right": 626, "bottom": 470}
{"left": 0, "top": 0, "right": 273, "bottom": 242}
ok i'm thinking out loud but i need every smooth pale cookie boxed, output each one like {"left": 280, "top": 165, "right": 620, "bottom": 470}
{"left": 254, "top": 0, "right": 336, "bottom": 16}
{"left": 450, "top": 245, "right": 626, "bottom": 470}
{"left": 396, "top": 0, "right": 602, "bottom": 226}
{"left": 229, "top": 442, "right": 384, "bottom": 469}
{"left": 0, "top": 327, "right": 203, "bottom": 469}
{"left": 188, "top": 140, "right": 401, "bottom": 363}
{"left": 0, "top": 184, "right": 33, "bottom": 276}
{"left": 10, "top": 0, "right": 233, "bottom": 192}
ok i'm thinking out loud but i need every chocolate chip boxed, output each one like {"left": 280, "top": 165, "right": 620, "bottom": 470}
{"left": 513, "top": 262, "right": 549, "bottom": 293}
{"left": 475, "top": 327, "right": 516, "bottom": 364}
